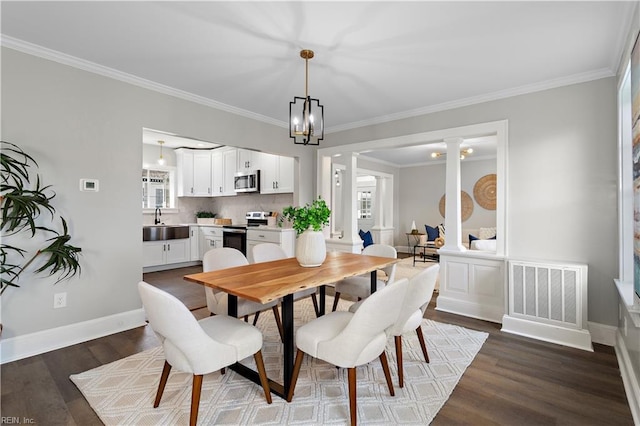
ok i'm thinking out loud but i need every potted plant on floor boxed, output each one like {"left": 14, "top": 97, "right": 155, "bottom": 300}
{"left": 1, "top": 142, "right": 83, "bottom": 333}
{"left": 281, "top": 197, "right": 331, "bottom": 267}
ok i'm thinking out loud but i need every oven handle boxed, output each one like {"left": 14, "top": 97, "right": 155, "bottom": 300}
{"left": 223, "top": 229, "right": 247, "bottom": 234}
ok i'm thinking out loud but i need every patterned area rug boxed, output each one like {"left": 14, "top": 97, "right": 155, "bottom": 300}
{"left": 381, "top": 257, "right": 439, "bottom": 291}
{"left": 71, "top": 296, "right": 486, "bottom": 425}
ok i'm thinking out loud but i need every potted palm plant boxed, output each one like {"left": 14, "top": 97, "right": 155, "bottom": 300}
{"left": 1, "top": 142, "right": 82, "bottom": 298}
{"left": 280, "top": 197, "right": 331, "bottom": 267}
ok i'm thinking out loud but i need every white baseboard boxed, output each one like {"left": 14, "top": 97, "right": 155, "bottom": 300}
{"left": 0, "top": 309, "right": 147, "bottom": 364}
{"left": 588, "top": 321, "right": 617, "bottom": 346}
{"left": 615, "top": 330, "right": 640, "bottom": 425}
{"left": 143, "top": 260, "right": 200, "bottom": 273}
{"left": 501, "top": 315, "right": 593, "bottom": 351}
{"left": 435, "top": 295, "right": 503, "bottom": 323}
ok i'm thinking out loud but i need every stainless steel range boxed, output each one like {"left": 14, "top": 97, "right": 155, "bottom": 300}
{"left": 222, "top": 212, "right": 271, "bottom": 255}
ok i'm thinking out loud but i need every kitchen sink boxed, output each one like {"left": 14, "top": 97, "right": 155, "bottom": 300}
{"left": 143, "top": 225, "right": 190, "bottom": 241}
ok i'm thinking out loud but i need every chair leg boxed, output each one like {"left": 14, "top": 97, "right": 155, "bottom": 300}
{"left": 331, "top": 292, "right": 341, "bottom": 311}
{"left": 287, "top": 349, "right": 305, "bottom": 402}
{"left": 153, "top": 360, "right": 172, "bottom": 408}
{"left": 272, "top": 306, "right": 284, "bottom": 343}
{"left": 415, "top": 325, "right": 430, "bottom": 363}
{"left": 253, "top": 311, "right": 260, "bottom": 326}
{"left": 348, "top": 367, "right": 357, "bottom": 426}
{"left": 254, "top": 350, "right": 272, "bottom": 404}
{"left": 244, "top": 315, "right": 249, "bottom": 322}
{"left": 379, "top": 351, "right": 395, "bottom": 396}
{"left": 190, "top": 374, "right": 203, "bottom": 426}
{"left": 394, "top": 335, "right": 404, "bottom": 388}
{"left": 311, "top": 293, "right": 320, "bottom": 317}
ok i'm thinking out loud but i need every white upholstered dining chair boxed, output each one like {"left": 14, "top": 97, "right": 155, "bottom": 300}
{"left": 331, "top": 243, "right": 397, "bottom": 311}
{"left": 351, "top": 263, "right": 440, "bottom": 388}
{"left": 138, "top": 281, "right": 271, "bottom": 426}
{"left": 251, "top": 243, "right": 320, "bottom": 317}
{"left": 287, "top": 276, "right": 410, "bottom": 425}
{"left": 203, "top": 247, "right": 284, "bottom": 341}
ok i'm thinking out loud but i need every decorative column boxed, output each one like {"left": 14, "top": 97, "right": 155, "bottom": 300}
{"left": 374, "top": 176, "right": 384, "bottom": 229}
{"left": 442, "top": 137, "right": 466, "bottom": 252}
{"left": 325, "top": 153, "right": 362, "bottom": 253}
{"left": 371, "top": 175, "right": 394, "bottom": 246}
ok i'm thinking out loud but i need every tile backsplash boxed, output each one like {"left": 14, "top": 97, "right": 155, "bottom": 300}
{"left": 143, "top": 193, "right": 294, "bottom": 225}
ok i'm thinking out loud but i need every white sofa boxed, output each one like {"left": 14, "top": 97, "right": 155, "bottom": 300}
{"left": 418, "top": 225, "right": 496, "bottom": 253}
{"left": 464, "top": 227, "right": 497, "bottom": 252}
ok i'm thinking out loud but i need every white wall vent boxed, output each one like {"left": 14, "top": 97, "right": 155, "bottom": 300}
{"left": 502, "top": 260, "right": 592, "bottom": 351}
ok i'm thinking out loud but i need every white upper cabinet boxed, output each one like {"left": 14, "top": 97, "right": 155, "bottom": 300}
{"left": 176, "top": 147, "right": 293, "bottom": 197}
{"left": 193, "top": 151, "right": 212, "bottom": 196}
{"left": 176, "top": 149, "right": 212, "bottom": 197}
{"left": 237, "top": 148, "right": 262, "bottom": 173}
{"left": 261, "top": 153, "right": 294, "bottom": 194}
{"left": 210, "top": 147, "right": 237, "bottom": 197}
{"left": 211, "top": 149, "right": 224, "bottom": 196}
{"left": 175, "top": 149, "right": 194, "bottom": 197}
{"left": 222, "top": 148, "right": 238, "bottom": 196}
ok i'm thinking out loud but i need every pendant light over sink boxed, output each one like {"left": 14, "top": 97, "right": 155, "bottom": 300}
{"left": 289, "top": 49, "right": 324, "bottom": 146}
{"left": 157, "top": 140, "right": 166, "bottom": 165}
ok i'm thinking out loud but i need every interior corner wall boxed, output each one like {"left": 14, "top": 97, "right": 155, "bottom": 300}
{"left": 0, "top": 47, "right": 315, "bottom": 339}
{"left": 325, "top": 78, "right": 619, "bottom": 326}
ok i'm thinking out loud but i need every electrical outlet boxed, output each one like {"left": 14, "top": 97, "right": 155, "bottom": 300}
{"left": 54, "top": 292, "right": 67, "bottom": 309}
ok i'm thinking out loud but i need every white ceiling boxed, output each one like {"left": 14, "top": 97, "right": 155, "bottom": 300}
{"left": 1, "top": 1, "right": 633, "bottom": 166}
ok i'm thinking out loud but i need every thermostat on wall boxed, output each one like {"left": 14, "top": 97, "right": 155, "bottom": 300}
{"left": 80, "top": 178, "right": 99, "bottom": 192}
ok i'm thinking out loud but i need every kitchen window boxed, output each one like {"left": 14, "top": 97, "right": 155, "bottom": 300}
{"left": 142, "top": 167, "right": 176, "bottom": 209}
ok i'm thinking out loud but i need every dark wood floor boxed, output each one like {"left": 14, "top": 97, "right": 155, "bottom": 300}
{"left": 1, "top": 262, "right": 633, "bottom": 425}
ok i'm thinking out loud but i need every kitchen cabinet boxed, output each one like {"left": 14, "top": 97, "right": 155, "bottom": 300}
{"left": 237, "top": 149, "right": 262, "bottom": 173}
{"left": 211, "top": 150, "right": 224, "bottom": 196}
{"left": 222, "top": 148, "right": 237, "bottom": 195}
{"left": 246, "top": 227, "right": 295, "bottom": 263}
{"left": 176, "top": 149, "right": 212, "bottom": 196}
{"left": 200, "top": 226, "right": 224, "bottom": 259}
{"left": 189, "top": 225, "right": 200, "bottom": 261}
{"left": 143, "top": 239, "right": 190, "bottom": 267}
{"left": 211, "top": 148, "right": 237, "bottom": 197}
{"left": 260, "top": 153, "right": 294, "bottom": 194}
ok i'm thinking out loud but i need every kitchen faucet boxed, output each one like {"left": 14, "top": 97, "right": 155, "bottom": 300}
{"left": 154, "top": 208, "right": 162, "bottom": 225}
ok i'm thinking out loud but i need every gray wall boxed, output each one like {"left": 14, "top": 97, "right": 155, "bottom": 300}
{"left": 326, "top": 78, "right": 619, "bottom": 327}
{"left": 0, "top": 47, "right": 315, "bottom": 338}
{"left": 399, "top": 158, "right": 496, "bottom": 239}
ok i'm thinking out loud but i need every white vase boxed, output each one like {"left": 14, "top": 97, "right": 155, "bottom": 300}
{"left": 295, "top": 229, "right": 327, "bottom": 267}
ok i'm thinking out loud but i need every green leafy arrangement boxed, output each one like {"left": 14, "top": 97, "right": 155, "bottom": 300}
{"left": 195, "top": 211, "right": 216, "bottom": 218}
{"left": 1, "top": 142, "right": 82, "bottom": 295}
{"left": 280, "top": 197, "right": 331, "bottom": 235}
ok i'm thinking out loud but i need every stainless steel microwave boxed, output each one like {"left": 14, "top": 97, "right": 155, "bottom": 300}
{"left": 234, "top": 170, "right": 260, "bottom": 193}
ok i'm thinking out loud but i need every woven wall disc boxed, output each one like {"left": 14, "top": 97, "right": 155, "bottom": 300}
{"left": 473, "top": 174, "right": 497, "bottom": 210}
{"left": 439, "top": 190, "right": 474, "bottom": 222}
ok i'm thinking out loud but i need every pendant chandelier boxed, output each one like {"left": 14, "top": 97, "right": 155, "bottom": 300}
{"left": 289, "top": 49, "right": 324, "bottom": 146}
{"left": 157, "top": 140, "right": 166, "bottom": 165}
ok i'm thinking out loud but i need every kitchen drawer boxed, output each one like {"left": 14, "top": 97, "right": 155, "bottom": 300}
{"left": 200, "top": 226, "right": 223, "bottom": 238}
{"left": 247, "top": 229, "right": 281, "bottom": 244}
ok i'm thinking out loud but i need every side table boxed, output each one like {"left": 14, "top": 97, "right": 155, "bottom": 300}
{"left": 405, "top": 232, "right": 425, "bottom": 249}
{"left": 413, "top": 243, "right": 439, "bottom": 266}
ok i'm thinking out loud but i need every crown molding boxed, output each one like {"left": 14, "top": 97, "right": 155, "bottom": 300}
{"left": 0, "top": 35, "right": 287, "bottom": 129}
{"left": 1, "top": 35, "right": 616, "bottom": 136}
{"left": 326, "top": 67, "right": 615, "bottom": 134}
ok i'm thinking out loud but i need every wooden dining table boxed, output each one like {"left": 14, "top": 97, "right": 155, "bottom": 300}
{"left": 183, "top": 251, "right": 398, "bottom": 400}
